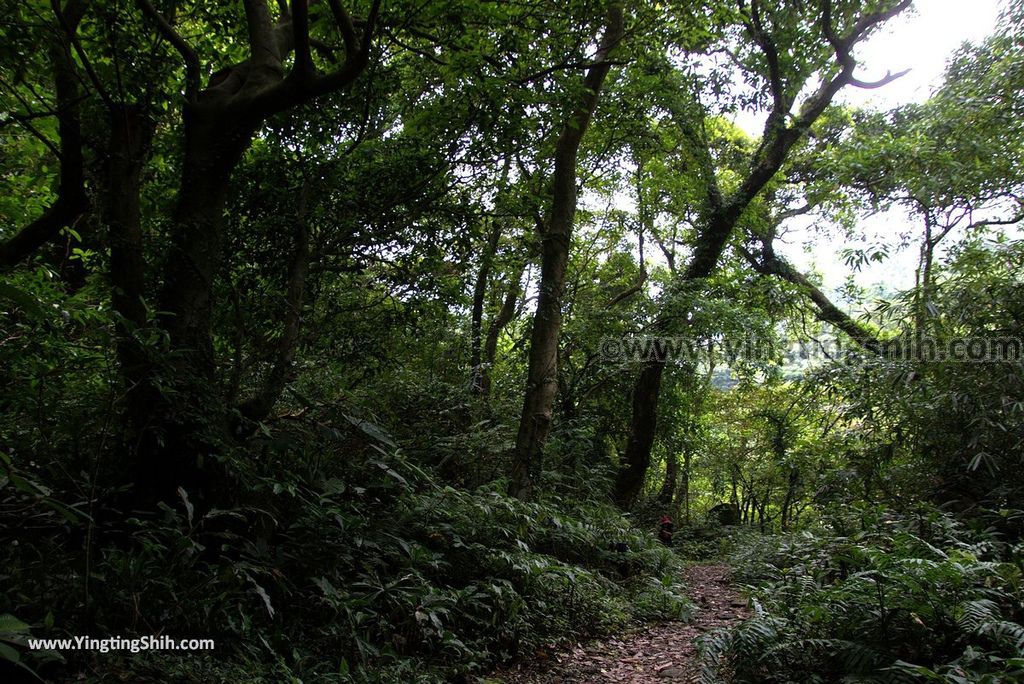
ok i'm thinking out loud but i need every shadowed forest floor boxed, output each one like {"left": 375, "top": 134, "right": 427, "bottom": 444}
{"left": 491, "top": 564, "right": 748, "bottom": 683}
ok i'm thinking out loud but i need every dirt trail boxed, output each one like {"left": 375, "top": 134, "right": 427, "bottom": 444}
{"left": 492, "top": 564, "right": 748, "bottom": 683}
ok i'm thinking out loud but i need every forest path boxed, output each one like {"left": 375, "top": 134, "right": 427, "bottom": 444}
{"left": 491, "top": 563, "right": 748, "bottom": 683}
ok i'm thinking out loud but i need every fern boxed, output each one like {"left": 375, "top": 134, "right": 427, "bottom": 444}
{"left": 703, "top": 508, "right": 1024, "bottom": 683}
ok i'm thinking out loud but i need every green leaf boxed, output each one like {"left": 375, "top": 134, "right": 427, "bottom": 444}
{"left": 0, "top": 284, "right": 43, "bottom": 319}
{"left": 0, "top": 614, "right": 30, "bottom": 635}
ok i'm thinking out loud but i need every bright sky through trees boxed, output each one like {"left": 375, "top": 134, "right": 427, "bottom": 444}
{"left": 786, "top": 0, "right": 1003, "bottom": 294}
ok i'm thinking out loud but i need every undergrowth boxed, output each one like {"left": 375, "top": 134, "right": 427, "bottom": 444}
{"left": 0, "top": 423, "right": 691, "bottom": 683}
{"left": 699, "top": 505, "right": 1024, "bottom": 683}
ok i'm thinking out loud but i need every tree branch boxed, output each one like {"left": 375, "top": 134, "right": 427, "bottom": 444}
{"left": 51, "top": 0, "right": 114, "bottom": 110}
{"left": 740, "top": 236, "right": 881, "bottom": 354}
{"left": 1, "top": 0, "right": 87, "bottom": 269}
{"left": 849, "top": 68, "right": 911, "bottom": 89}
{"left": 290, "top": 0, "right": 314, "bottom": 79}
{"left": 326, "top": 0, "right": 359, "bottom": 60}
{"left": 135, "top": 0, "right": 202, "bottom": 102}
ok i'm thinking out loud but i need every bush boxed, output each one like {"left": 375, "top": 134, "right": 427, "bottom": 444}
{"left": 699, "top": 505, "right": 1024, "bottom": 683}
{"left": 0, "top": 423, "right": 692, "bottom": 683}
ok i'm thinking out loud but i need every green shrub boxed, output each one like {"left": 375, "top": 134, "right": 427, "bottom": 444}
{"left": 699, "top": 506, "right": 1024, "bottom": 683}
{"left": 1, "top": 430, "right": 692, "bottom": 683}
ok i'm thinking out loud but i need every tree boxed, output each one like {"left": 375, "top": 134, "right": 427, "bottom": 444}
{"left": 508, "top": 1, "right": 625, "bottom": 498}
{"left": 614, "top": 0, "right": 913, "bottom": 508}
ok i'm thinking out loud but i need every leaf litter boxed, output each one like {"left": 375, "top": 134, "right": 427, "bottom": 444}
{"left": 490, "top": 564, "right": 748, "bottom": 683}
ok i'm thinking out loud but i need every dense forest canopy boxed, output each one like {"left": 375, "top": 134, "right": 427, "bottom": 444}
{"left": 1, "top": 0, "right": 1023, "bottom": 681}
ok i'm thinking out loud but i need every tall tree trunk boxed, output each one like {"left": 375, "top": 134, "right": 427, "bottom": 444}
{"left": 682, "top": 449, "right": 691, "bottom": 525}
{"left": 133, "top": 116, "right": 255, "bottom": 498}
{"left": 657, "top": 449, "right": 678, "bottom": 507}
{"left": 471, "top": 221, "right": 503, "bottom": 394}
{"left": 917, "top": 211, "right": 935, "bottom": 339}
{"left": 509, "top": 3, "right": 625, "bottom": 498}
{"left": 105, "top": 105, "right": 156, "bottom": 406}
{"left": 780, "top": 467, "right": 799, "bottom": 531}
{"left": 237, "top": 178, "right": 312, "bottom": 424}
{"left": 479, "top": 268, "right": 522, "bottom": 397}
{"left": 117, "top": 0, "right": 381, "bottom": 505}
{"left": 614, "top": 357, "right": 666, "bottom": 506}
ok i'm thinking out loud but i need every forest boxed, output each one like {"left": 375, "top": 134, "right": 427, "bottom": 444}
{"left": 1, "top": 0, "right": 1023, "bottom": 681}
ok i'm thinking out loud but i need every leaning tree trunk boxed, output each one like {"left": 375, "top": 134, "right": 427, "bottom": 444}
{"left": 508, "top": 3, "right": 625, "bottom": 499}
{"left": 609, "top": 0, "right": 912, "bottom": 509}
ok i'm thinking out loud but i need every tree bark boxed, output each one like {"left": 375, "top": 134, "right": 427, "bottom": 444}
{"left": 132, "top": 119, "right": 252, "bottom": 498}
{"left": 509, "top": 3, "right": 625, "bottom": 498}
{"left": 105, "top": 105, "right": 156, "bottom": 402}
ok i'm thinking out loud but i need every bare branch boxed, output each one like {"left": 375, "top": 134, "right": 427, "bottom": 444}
{"left": 326, "top": 0, "right": 359, "bottom": 59}
{"left": 775, "top": 202, "right": 814, "bottom": 221}
{"left": 51, "top": 0, "right": 114, "bottom": 109}
{"left": 849, "top": 68, "right": 911, "bottom": 89}
{"left": 746, "top": 0, "right": 786, "bottom": 112}
{"left": 361, "top": 0, "right": 383, "bottom": 57}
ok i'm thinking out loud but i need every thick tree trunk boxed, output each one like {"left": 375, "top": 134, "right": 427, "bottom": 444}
{"left": 105, "top": 105, "right": 156, "bottom": 406}
{"left": 509, "top": 3, "right": 624, "bottom": 498}
{"left": 116, "top": 0, "right": 380, "bottom": 505}
{"left": 612, "top": 209, "right": 735, "bottom": 509}
{"left": 132, "top": 114, "right": 254, "bottom": 500}
{"left": 613, "top": 358, "right": 666, "bottom": 506}
{"left": 161, "top": 117, "right": 253, "bottom": 374}
{"left": 509, "top": 230, "right": 571, "bottom": 498}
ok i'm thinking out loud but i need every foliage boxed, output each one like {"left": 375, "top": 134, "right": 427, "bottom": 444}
{"left": 1, "top": 0, "right": 1022, "bottom": 681}
{"left": 0, "top": 406, "right": 691, "bottom": 682}
{"left": 700, "top": 506, "right": 1024, "bottom": 683}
